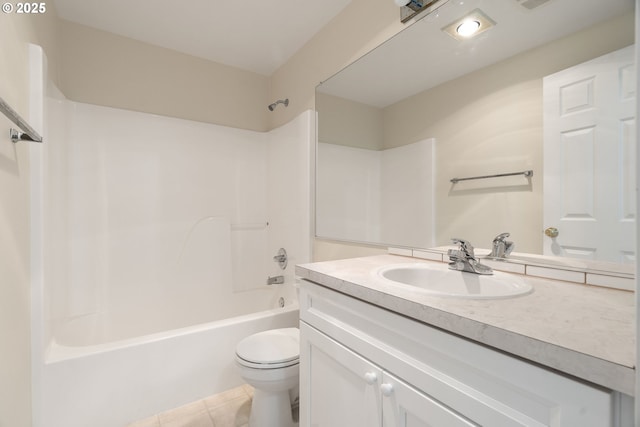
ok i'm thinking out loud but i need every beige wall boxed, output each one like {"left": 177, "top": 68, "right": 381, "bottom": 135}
{"left": 0, "top": 10, "right": 60, "bottom": 116}
{"left": 0, "top": 7, "right": 60, "bottom": 427}
{"left": 317, "top": 93, "right": 384, "bottom": 150}
{"left": 313, "top": 238, "right": 387, "bottom": 261}
{"left": 59, "top": 21, "right": 271, "bottom": 132}
{"left": 383, "top": 12, "right": 635, "bottom": 149}
{"left": 55, "top": 0, "right": 403, "bottom": 134}
{"left": 268, "top": 0, "right": 404, "bottom": 130}
{"left": 0, "top": 122, "right": 32, "bottom": 427}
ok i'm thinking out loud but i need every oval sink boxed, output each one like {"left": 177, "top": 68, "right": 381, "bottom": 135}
{"left": 376, "top": 263, "right": 533, "bottom": 299}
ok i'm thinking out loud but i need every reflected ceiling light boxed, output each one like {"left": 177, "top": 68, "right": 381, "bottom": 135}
{"left": 456, "top": 19, "right": 481, "bottom": 37}
{"left": 442, "top": 9, "right": 496, "bottom": 40}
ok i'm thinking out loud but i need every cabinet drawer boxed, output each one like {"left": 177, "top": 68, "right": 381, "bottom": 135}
{"left": 299, "top": 280, "right": 615, "bottom": 427}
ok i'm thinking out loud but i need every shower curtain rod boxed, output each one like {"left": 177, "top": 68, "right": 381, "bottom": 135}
{"left": 0, "top": 95, "right": 43, "bottom": 143}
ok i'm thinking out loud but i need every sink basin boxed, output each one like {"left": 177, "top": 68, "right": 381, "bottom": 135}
{"left": 375, "top": 263, "right": 533, "bottom": 299}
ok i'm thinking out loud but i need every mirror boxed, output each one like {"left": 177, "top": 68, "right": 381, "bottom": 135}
{"left": 316, "top": 0, "right": 636, "bottom": 269}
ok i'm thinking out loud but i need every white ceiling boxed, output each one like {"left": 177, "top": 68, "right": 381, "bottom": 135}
{"left": 53, "top": 0, "right": 352, "bottom": 76}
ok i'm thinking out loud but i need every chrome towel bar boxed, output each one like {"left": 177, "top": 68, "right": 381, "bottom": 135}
{"left": 450, "top": 170, "right": 533, "bottom": 184}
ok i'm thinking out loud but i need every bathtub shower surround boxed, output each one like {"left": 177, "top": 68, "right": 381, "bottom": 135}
{"left": 316, "top": 138, "right": 434, "bottom": 248}
{"left": 44, "top": 302, "right": 299, "bottom": 427}
{"left": 38, "top": 99, "right": 312, "bottom": 427}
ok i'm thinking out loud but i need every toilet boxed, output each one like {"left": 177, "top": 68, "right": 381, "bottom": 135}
{"left": 235, "top": 327, "right": 300, "bottom": 427}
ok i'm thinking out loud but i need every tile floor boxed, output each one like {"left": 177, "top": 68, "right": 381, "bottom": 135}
{"left": 127, "top": 384, "right": 299, "bottom": 427}
{"left": 127, "top": 385, "right": 253, "bottom": 427}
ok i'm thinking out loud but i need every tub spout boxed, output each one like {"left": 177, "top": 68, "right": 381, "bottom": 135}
{"left": 267, "top": 275, "right": 284, "bottom": 285}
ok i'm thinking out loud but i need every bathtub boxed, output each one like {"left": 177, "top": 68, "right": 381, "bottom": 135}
{"left": 41, "top": 283, "right": 299, "bottom": 427}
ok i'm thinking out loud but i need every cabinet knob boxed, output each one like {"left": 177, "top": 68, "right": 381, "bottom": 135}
{"left": 364, "top": 372, "right": 378, "bottom": 385}
{"left": 380, "top": 383, "right": 394, "bottom": 397}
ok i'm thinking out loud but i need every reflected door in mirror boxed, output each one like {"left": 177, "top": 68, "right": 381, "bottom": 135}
{"left": 543, "top": 45, "right": 636, "bottom": 263}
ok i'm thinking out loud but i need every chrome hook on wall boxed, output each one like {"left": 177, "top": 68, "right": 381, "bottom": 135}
{"left": 10, "top": 128, "right": 40, "bottom": 143}
{"left": 273, "top": 248, "right": 288, "bottom": 270}
{"left": 1, "top": 96, "right": 43, "bottom": 143}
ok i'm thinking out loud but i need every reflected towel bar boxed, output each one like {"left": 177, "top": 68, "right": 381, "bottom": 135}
{"left": 450, "top": 170, "right": 533, "bottom": 184}
{"left": 0, "top": 95, "right": 43, "bottom": 143}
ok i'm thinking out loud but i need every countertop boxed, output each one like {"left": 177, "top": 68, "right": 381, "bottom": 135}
{"left": 295, "top": 254, "right": 636, "bottom": 396}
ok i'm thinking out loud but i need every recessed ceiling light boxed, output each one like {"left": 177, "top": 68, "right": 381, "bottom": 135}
{"left": 456, "top": 20, "right": 481, "bottom": 37}
{"left": 442, "top": 9, "right": 496, "bottom": 41}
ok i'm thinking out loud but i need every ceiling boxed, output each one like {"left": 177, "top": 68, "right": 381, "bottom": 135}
{"left": 318, "top": 0, "right": 635, "bottom": 107}
{"left": 52, "top": 0, "right": 352, "bottom": 76}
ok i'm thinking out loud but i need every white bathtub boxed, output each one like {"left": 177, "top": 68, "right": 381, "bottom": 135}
{"left": 41, "top": 284, "right": 299, "bottom": 427}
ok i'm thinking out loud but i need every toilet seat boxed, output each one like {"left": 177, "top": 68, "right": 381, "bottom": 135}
{"left": 235, "top": 328, "right": 300, "bottom": 370}
{"left": 236, "top": 356, "right": 299, "bottom": 370}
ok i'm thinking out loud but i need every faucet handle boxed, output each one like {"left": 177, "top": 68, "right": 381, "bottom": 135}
{"left": 490, "top": 232, "right": 514, "bottom": 257}
{"left": 451, "top": 238, "right": 475, "bottom": 258}
{"left": 492, "top": 232, "right": 511, "bottom": 243}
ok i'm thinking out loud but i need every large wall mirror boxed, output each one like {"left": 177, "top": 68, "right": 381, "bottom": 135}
{"left": 316, "top": 0, "right": 636, "bottom": 271}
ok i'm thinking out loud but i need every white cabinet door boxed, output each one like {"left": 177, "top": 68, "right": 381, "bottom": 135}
{"left": 300, "top": 322, "right": 383, "bottom": 427}
{"left": 381, "top": 372, "right": 477, "bottom": 427}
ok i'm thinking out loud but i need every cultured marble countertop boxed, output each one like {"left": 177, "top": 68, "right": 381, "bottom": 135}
{"left": 295, "top": 254, "right": 636, "bottom": 396}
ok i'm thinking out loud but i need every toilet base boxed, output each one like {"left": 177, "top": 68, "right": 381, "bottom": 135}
{"left": 249, "top": 388, "right": 295, "bottom": 427}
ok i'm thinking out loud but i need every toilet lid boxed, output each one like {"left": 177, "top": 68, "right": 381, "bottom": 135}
{"left": 236, "top": 327, "right": 300, "bottom": 365}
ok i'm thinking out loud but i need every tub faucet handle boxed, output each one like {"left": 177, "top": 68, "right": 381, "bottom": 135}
{"left": 272, "top": 248, "right": 287, "bottom": 269}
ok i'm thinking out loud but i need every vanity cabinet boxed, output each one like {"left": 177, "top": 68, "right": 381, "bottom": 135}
{"left": 302, "top": 322, "right": 477, "bottom": 426}
{"left": 298, "top": 279, "right": 632, "bottom": 427}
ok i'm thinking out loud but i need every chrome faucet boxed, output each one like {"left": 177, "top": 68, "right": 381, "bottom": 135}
{"left": 447, "top": 238, "right": 493, "bottom": 275}
{"left": 489, "top": 232, "right": 514, "bottom": 258}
